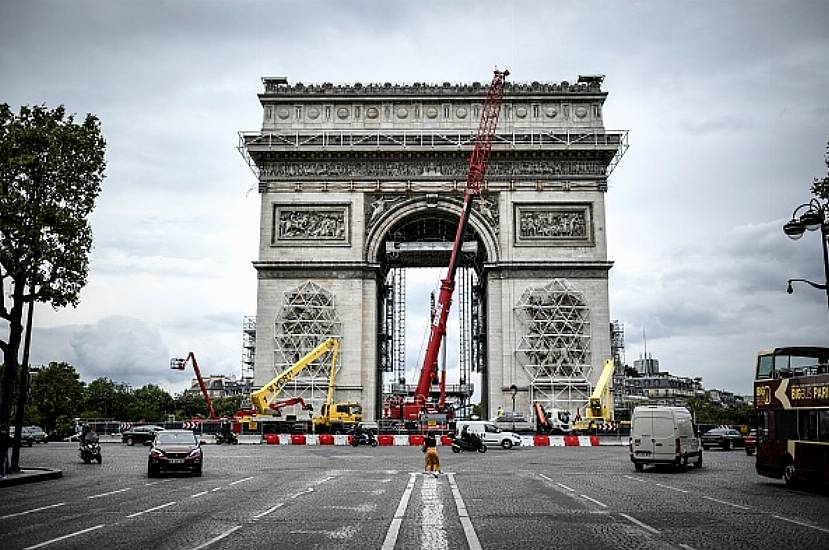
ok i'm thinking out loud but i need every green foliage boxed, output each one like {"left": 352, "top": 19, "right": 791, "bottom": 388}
{"left": 812, "top": 140, "right": 829, "bottom": 200}
{"left": 127, "top": 384, "right": 175, "bottom": 422}
{"left": 686, "top": 397, "right": 754, "bottom": 426}
{"left": 28, "top": 362, "right": 85, "bottom": 432}
{"left": 83, "top": 377, "right": 134, "bottom": 420}
{"left": 212, "top": 395, "right": 243, "bottom": 418}
{"left": 173, "top": 392, "right": 209, "bottom": 420}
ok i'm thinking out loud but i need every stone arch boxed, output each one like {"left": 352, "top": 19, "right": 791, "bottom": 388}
{"left": 365, "top": 196, "right": 500, "bottom": 263}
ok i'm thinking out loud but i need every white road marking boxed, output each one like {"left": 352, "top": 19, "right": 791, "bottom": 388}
{"left": 210, "top": 487, "right": 221, "bottom": 492}
{"left": 420, "top": 474, "right": 447, "bottom": 550}
{"left": 126, "top": 501, "right": 176, "bottom": 518}
{"left": 381, "top": 473, "right": 417, "bottom": 550}
{"left": 623, "top": 475, "right": 647, "bottom": 483}
{"left": 162, "top": 479, "right": 174, "bottom": 483}
{"left": 702, "top": 495, "right": 749, "bottom": 510}
{"left": 772, "top": 514, "right": 829, "bottom": 534}
{"left": 24, "top": 524, "right": 105, "bottom": 549}
{"left": 556, "top": 483, "right": 575, "bottom": 492}
{"left": 228, "top": 476, "right": 254, "bottom": 486}
{"left": 619, "top": 513, "right": 660, "bottom": 534}
{"left": 88, "top": 487, "right": 132, "bottom": 499}
{"left": 191, "top": 525, "right": 242, "bottom": 549}
{"left": 1, "top": 502, "right": 66, "bottom": 519}
{"left": 252, "top": 502, "right": 284, "bottom": 520}
{"left": 655, "top": 483, "right": 688, "bottom": 494}
{"left": 679, "top": 544, "right": 697, "bottom": 550}
{"left": 291, "top": 487, "right": 314, "bottom": 498}
{"left": 144, "top": 481, "right": 159, "bottom": 486}
{"left": 580, "top": 494, "right": 608, "bottom": 508}
{"left": 447, "top": 473, "right": 482, "bottom": 550}
{"left": 191, "top": 491, "right": 209, "bottom": 498}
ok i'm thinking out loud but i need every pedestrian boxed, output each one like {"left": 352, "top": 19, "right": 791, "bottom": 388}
{"left": 422, "top": 431, "right": 441, "bottom": 477}
{"left": 497, "top": 405, "right": 505, "bottom": 417}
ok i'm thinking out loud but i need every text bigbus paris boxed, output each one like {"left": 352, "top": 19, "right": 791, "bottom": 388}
{"left": 754, "top": 346, "right": 829, "bottom": 487}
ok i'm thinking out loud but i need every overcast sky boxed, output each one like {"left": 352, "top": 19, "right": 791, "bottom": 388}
{"left": 2, "top": 0, "right": 828, "bottom": 396}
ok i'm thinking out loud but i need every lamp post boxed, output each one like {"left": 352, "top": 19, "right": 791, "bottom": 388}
{"left": 783, "top": 198, "right": 829, "bottom": 323}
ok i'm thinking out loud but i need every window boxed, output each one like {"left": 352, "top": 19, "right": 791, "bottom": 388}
{"left": 484, "top": 424, "right": 500, "bottom": 433}
{"left": 798, "top": 409, "right": 818, "bottom": 441}
{"left": 336, "top": 405, "right": 349, "bottom": 414}
{"left": 756, "top": 354, "right": 773, "bottom": 379}
{"left": 758, "top": 410, "right": 769, "bottom": 442}
{"left": 819, "top": 410, "right": 829, "bottom": 442}
{"left": 774, "top": 410, "right": 798, "bottom": 440}
{"left": 532, "top": 104, "right": 539, "bottom": 118}
{"left": 443, "top": 104, "right": 450, "bottom": 118}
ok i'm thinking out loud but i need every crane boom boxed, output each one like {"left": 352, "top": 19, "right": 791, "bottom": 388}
{"left": 170, "top": 353, "right": 218, "bottom": 420}
{"left": 410, "top": 69, "right": 509, "bottom": 416}
{"left": 250, "top": 338, "right": 339, "bottom": 414}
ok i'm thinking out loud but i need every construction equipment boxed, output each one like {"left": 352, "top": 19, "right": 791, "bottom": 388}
{"left": 532, "top": 402, "right": 572, "bottom": 435}
{"left": 386, "top": 68, "right": 509, "bottom": 421}
{"left": 170, "top": 353, "right": 218, "bottom": 420}
{"left": 573, "top": 358, "right": 616, "bottom": 433}
{"left": 243, "top": 337, "right": 361, "bottom": 433}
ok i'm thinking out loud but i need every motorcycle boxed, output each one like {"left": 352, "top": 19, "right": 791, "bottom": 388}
{"left": 450, "top": 432, "right": 487, "bottom": 454}
{"left": 351, "top": 432, "right": 378, "bottom": 447}
{"left": 215, "top": 431, "right": 238, "bottom": 445}
{"left": 79, "top": 441, "right": 102, "bottom": 464}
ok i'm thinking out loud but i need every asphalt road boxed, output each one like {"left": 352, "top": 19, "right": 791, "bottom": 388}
{"left": 1, "top": 443, "right": 827, "bottom": 550}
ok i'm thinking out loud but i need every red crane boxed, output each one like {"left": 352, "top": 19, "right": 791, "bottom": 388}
{"left": 171, "top": 353, "right": 218, "bottom": 420}
{"left": 397, "top": 69, "right": 509, "bottom": 421}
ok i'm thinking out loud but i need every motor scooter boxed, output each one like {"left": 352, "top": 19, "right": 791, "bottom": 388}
{"left": 351, "top": 432, "right": 378, "bottom": 447}
{"left": 215, "top": 430, "right": 238, "bottom": 445}
{"left": 79, "top": 441, "right": 103, "bottom": 464}
{"left": 450, "top": 432, "right": 487, "bottom": 454}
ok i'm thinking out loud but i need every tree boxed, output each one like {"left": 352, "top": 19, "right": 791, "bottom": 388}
{"left": 129, "top": 385, "right": 175, "bottom": 422}
{"left": 28, "top": 362, "right": 85, "bottom": 433}
{"left": 0, "top": 104, "right": 106, "bottom": 461}
{"left": 812, "top": 140, "right": 829, "bottom": 200}
{"left": 83, "top": 378, "right": 134, "bottom": 419}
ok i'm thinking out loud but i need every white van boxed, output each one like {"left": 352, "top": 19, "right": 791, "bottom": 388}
{"left": 455, "top": 420, "right": 522, "bottom": 450}
{"left": 630, "top": 406, "right": 701, "bottom": 471}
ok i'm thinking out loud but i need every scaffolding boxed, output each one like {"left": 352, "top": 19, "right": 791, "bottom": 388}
{"left": 514, "top": 278, "right": 592, "bottom": 415}
{"left": 458, "top": 267, "right": 472, "bottom": 385}
{"left": 610, "top": 320, "right": 625, "bottom": 372}
{"left": 393, "top": 268, "right": 406, "bottom": 383}
{"left": 273, "top": 281, "right": 342, "bottom": 409}
{"left": 242, "top": 316, "right": 256, "bottom": 381}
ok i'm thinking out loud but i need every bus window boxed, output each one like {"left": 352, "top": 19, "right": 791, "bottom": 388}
{"left": 820, "top": 410, "right": 829, "bottom": 442}
{"left": 774, "top": 410, "right": 798, "bottom": 440}
{"left": 757, "top": 410, "right": 769, "bottom": 443}
{"left": 798, "top": 410, "right": 818, "bottom": 441}
{"left": 757, "top": 354, "right": 774, "bottom": 379}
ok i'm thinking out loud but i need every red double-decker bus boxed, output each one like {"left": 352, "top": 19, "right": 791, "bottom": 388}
{"left": 754, "top": 346, "right": 829, "bottom": 487}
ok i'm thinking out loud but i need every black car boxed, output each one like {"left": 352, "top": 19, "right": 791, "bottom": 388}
{"left": 701, "top": 428, "right": 744, "bottom": 450}
{"left": 122, "top": 425, "right": 164, "bottom": 446}
{"left": 147, "top": 430, "right": 203, "bottom": 477}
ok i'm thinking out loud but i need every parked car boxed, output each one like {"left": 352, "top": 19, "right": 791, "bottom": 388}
{"left": 148, "top": 430, "right": 203, "bottom": 477}
{"left": 122, "top": 425, "right": 164, "bottom": 446}
{"left": 25, "top": 426, "right": 47, "bottom": 444}
{"left": 489, "top": 413, "right": 534, "bottom": 434}
{"left": 10, "top": 426, "right": 34, "bottom": 447}
{"left": 743, "top": 429, "right": 757, "bottom": 456}
{"left": 701, "top": 428, "right": 744, "bottom": 450}
{"left": 630, "top": 406, "right": 702, "bottom": 471}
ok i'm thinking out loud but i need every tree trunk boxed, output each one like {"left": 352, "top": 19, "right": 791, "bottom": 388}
{"left": 11, "top": 285, "right": 35, "bottom": 471}
{"left": 0, "top": 282, "right": 24, "bottom": 473}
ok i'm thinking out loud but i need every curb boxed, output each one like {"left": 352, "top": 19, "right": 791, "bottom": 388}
{"left": 0, "top": 467, "right": 62, "bottom": 488}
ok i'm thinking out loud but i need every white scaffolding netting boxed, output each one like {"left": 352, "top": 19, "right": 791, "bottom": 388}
{"left": 514, "top": 278, "right": 592, "bottom": 414}
{"left": 273, "top": 281, "right": 342, "bottom": 409}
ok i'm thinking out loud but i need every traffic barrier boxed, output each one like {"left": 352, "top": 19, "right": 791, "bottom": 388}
{"left": 409, "top": 435, "right": 425, "bottom": 446}
{"left": 549, "top": 436, "right": 565, "bottom": 447}
{"left": 318, "top": 434, "right": 335, "bottom": 445}
{"left": 377, "top": 434, "right": 395, "bottom": 446}
{"left": 291, "top": 434, "right": 306, "bottom": 445}
{"left": 264, "top": 433, "right": 279, "bottom": 445}
{"left": 590, "top": 435, "right": 600, "bottom": 447}
{"left": 393, "top": 435, "right": 409, "bottom": 446}
{"left": 440, "top": 435, "right": 454, "bottom": 446}
{"left": 563, "top": 435, "right": 580, "bottom": 446}
{"left": 533, "top": 434, "right": 549, "bottom": 447}
{"left": 306, "top": 435, "right": 319, "bottom": 446}
{"left": 334, "top": 434, "right": 350, "bottom": 446}
{"left": 254, "top": 433, "right": 608, "bottom": 447}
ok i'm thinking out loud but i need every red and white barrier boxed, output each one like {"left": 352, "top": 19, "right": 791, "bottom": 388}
{"left": 261, "top": 433, "right": 605, "bottom": 446}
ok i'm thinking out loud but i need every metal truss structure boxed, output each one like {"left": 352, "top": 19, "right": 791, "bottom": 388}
{"left": 514, "top": 278, "right": 592, "bottom": 414}
{"left": 241, "top": 316, "right": 256, "bottom": 381}
{"left": 610, "top": 319, "right": 625, "bottom": 372}
{"left": 273, "top": 281, "right": 342, "bottom": 408}
{"left": 238, "top": 128, "right": 628, "bottom": 178}
{"left": 380, "top": 268, "right": 407, "bottom": 381}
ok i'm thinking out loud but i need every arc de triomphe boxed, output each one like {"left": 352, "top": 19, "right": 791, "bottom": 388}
{"left": 240, "top": 75, "right": 627, "bottom": 421}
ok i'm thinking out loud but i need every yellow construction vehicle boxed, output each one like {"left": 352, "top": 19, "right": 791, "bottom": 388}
{"left": 240, "top": 337, "right": 361, "bottom": 433}
{"left": 573, "top": 358, "right": 616, "bottom": 433}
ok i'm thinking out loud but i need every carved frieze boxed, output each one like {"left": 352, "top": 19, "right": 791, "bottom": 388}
{"left": 259, "top": 158, "right": 606, "bottom": 180}
{"left": 364, "top": 193, "right": 499, "bottom": 236}
{"left": 514, "top": 203, "right": 593, "bottom": 246}
{"left": 272, "top": 203, "right": 350, "bottom": 246}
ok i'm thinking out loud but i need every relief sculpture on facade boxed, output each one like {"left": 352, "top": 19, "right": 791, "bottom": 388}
{"left": 274, "top": 205, "right": 348, "bottom": 242}
{"left": 514, "top": 204, "right": 591, "bottom": 244}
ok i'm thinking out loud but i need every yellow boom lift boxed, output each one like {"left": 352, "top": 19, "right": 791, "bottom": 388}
{"left": 242, "top": 337, "right": 361, "bottom": 433}
{"left": 573, "top": 358, "right": 616, "bottom": 433}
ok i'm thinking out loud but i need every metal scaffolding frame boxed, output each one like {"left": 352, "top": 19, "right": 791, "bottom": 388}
{"left": 514, "top": 278, "right": 593, "bottom": 415}
{"left": 241, "top": 316, "right": 256, "bottom": 381}
{"left": 393, "top": 267, "right": 406, "bottom": 383}
{"left": 458, "top": 267, "right": 472, "bottom": 386}
{"left": 273, "top": 281, "right": 342, "bottom": 409}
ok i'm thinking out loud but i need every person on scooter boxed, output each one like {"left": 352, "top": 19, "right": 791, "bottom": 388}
{"left": 80, "top": 424, "right": 98, "bottom": 446}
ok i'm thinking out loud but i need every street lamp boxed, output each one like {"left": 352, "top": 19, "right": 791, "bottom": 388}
{"left": 783, "top": 198, "right": 829, "bottom": 321}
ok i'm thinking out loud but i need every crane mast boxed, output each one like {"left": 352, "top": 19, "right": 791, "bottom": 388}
{"left": 406, "top": 69, "right": 509, "bottom": 419}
